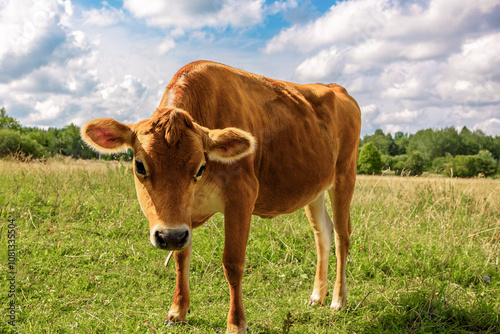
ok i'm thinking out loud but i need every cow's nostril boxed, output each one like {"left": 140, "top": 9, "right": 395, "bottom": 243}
{"left": 178, "top": 231, "right": 189, "bottom": 245}
{"left": 155, "top": 231, "right": 168, "bottom": 247}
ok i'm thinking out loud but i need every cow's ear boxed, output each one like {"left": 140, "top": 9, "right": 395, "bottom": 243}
{"left": 81, "top": 118, "right": 133, "bottom": 153}
{"left": 200, "top": 127, "right": 256, "bottom": 163}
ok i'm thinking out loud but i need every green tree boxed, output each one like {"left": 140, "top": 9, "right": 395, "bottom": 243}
{"left": 408, "top": 127, "right": 462, "bottom": 165}
{"left": 488, "top": 136, "right": 500, "bottom": 160}
{"left": 0, "top": 107, "right": 21, "bottom": 130}
{"left": 25, "top": 127, "right": 51, "bottom": 147}
{"left": 477, "top": 133, "right": 500, "bottom": 160}
{"left": 58, "top": 124, "right": 96, "bottom": 158}
{"left": 0, "top": 129, "right": 46, "bottom": 158}
{"left": 360, "top": 129, "right": 398, "bottom": 156}
{"left": 394, "top": 131, "right": 409, "bottom": 155}
{"left": 459, "top": 127, "right": 480, "bottom": 155}
{"left": 475, "top": 150, "right": 497, "bottom": 176}
{"left": 358, "top": 143, "right": 383, "bottom": 174}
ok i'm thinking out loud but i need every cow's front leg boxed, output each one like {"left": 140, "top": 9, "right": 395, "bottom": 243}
{"left": 166, "top": 243, "right": 192, "bottom": 324}
{"left": 223, "top": 208, "right": 252, "bottom": 334}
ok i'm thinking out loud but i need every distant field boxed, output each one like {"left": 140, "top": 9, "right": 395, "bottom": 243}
{"left": 1, "top": 158, "right": 499, "bottom": 333}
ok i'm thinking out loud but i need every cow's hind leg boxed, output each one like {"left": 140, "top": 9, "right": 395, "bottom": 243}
{"left": 328, "top": 174, "right": 354, "bottom": 310}
{"left": 305, "top": 191, "right": 334, "bottom": 306}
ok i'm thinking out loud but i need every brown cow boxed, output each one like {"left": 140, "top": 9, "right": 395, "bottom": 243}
{"left": 81, "top": 61, "right": 361, "bottom": 333}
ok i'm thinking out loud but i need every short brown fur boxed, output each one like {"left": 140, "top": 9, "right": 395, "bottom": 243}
{"left": 81, "top": 61, "right": 361, "bottom": 333}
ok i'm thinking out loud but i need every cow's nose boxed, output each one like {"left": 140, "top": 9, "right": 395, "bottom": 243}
{"left": 153, "top": 227, "right": 190, "bottom": 250}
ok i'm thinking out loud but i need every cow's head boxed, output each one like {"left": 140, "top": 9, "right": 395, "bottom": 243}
{"left": 81, "top": 108, "right": 256, "bottom": 250}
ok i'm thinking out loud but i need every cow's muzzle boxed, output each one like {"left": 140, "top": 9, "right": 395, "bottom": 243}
{"left": 151, "top": 225, "right": 191, "bottom": 250}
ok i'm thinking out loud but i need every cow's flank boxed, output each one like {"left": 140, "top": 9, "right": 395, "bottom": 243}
{"left": 81, "top": 61, "right": 361, "bottom": 333}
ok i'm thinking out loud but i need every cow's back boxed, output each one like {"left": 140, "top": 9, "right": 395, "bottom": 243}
{"left": 160, "top": 61, "right": 361, "bottom": 217}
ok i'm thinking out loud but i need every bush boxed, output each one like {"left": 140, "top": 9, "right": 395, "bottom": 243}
{"left": 445, "top": 150, "right": 498, "bottom": 177}
{"left": 432, "top": 153, "right": 452, "bottom": 174}
{"left": 358, "top": 142, "right": 383, "bottom": 174}
{"left": 0, "top": 129, "right": 46, "bottom": 158}
{"left": 381, "top": 154, "right": 407, "bottom": 175}
{"left": 405, "top": 151, "right": 425, "bottom": 176}
{"left": 445, "top": 155, "right": 476, "bottom": 177}
{"left": 393, "top": 161, "right": 406, "bottom": 176}
{"left": 476, "top": 150, "right": 497, "bottom": 176}
{"left": 381, "top": 154, "right": 394, "bottom": 170}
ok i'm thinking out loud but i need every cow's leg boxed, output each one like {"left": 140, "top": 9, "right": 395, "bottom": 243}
{"left": 305, "top": 191, "right": 333, "bottom": 306}
{"left": 327, "top": 173, "right": 355, "bottom": 310}
{"left": 223, "top": 207, "right": 252, "bottom": 334}
{"left": 166, "top": 243, "right": 192, "bottom": 323}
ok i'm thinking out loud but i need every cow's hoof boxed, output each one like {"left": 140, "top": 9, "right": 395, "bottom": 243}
{"left": 166, "top": 308, "right": 188, "bottom": 323}
{"left": 330, "top": 300, "right": 345, "bottom": 311}
{"left": 226, "top": 327, "right": 248, "bottom": 334}
{"left": 308, "top": 294, "right": 325, "bottom": 306}
{"left": 226, "top": 324, "right": 248, "bottom": 333}
{"left": 164, "top": 319, "right": 186, "bottom": 327}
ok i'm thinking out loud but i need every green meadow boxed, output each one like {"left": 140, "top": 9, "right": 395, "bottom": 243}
{"left": 1, "top": 158, "right": 499, "bottom": 333}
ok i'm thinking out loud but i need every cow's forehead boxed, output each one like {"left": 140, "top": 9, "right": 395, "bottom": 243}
{"left": 135, "top": 131, "right": 164, "bottom": 154}
{"left": 133, "top": 124, "right": 203, "bottom": 167}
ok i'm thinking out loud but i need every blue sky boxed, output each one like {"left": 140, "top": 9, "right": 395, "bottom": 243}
{"left": 1, "top": 0, "right": 499, "bottom": 136}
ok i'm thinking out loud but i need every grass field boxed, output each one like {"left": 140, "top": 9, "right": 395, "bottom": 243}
{"left": 1, "top": 158, "right": 499, "bottom": 333}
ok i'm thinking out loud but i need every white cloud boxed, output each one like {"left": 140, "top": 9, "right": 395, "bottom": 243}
{"left": 0, "top": 0, "right": 58, "bottom": 57}
{"left": 267, "top": 0, "right": 298, "bottom": 15}
{"left": 265, "top": 0, "right": 500, "bottom": 62}
{"left": 9, "top": 59, "right": 99, "bottom": 95}
{"left": 124, "top": 0, "right": 267, "bottom": 29}
{"left": 378, "top": 61, "right": 440, "bottom": 101}
{"left": 0, "top": 0, "right": 74, "bottom": 82}
{"left": 266, "top": 0, "right": 500, "bottom": 135}
{"left": 294, "top": 47, "right": 345, "bottom": 81}
{"left": 443, "top": 32, "right": 500, "bottom": 81}
{"left": 264, "top": 0, "right": 389, "bottom": 54}
{"left": 360, "top": 104, "right": 379, "bottom": 131}
{"left": 119, "top": 75, "right": 147, "bottom": 99}
{"left": 82, "top": 3, "right": 125, "bottom": 26}
{"left": 434, "top": 32, "right": 500, "bottom": 106}
{"left": 171, "top": 28, "right": 185, "bottom": 37}
{"left": 31, "top": 97, "right": 63, "bottom": 122}
{"left": 0, "top": 0, "right": 499, "bottom": 138}
{"left": 474, "top": 118, "right": 500, "bottom": 136}
{"left": 0, "top": 0, "right": 157, "bottom": 127}
{"left": 374, "top": 109, "right": 424, "bottom": 125}
{"left": 158, "top": 37, "right": 175, "bottom": 55}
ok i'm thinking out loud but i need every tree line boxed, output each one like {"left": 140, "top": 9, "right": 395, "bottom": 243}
{"left": 358, "top": 128, "right": 500, "bottom": 177}
{"left": 1, "top": 107, "right": 499, "bottom": 177}
{"left": 0, "top": 108, "right": 131, "bottom": 161}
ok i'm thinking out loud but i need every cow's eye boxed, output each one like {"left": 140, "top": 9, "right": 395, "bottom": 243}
{"left": 135, "top": 158, "right": 146, "bottom": 176}
{"left": 194, "top": 163, "right": 206, "bottom": 180}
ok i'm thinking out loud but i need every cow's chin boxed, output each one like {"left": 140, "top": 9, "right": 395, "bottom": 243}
{"left": 150, "top": 224, "right": 191, "bottom": 251}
